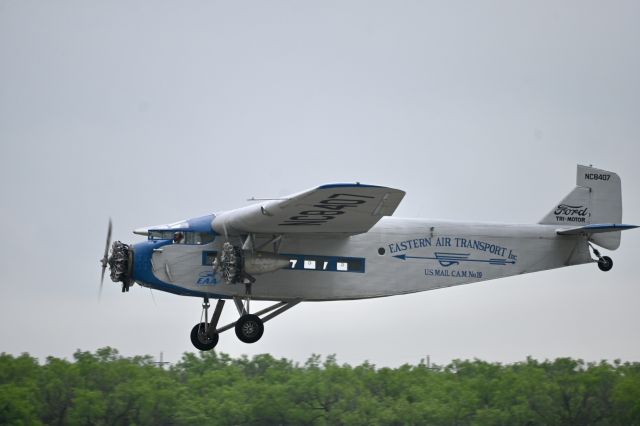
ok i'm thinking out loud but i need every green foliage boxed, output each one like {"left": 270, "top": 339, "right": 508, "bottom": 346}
{"left": 0, "top": 348, "right": 639, "bottom": 425}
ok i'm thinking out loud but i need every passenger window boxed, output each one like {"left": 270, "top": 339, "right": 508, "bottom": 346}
{"left": 337, "top": 258, "right": 364, "bottom": 272}
{"left": 192, "top": 232, "right": 215, "bottom": 245}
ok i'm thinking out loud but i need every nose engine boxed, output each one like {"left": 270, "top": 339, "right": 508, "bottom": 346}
{"left": 100, "top": 219, "right": 134, "bottom": 295}
{"left": 108, "top": 241, "right": 133, "bottom": 291}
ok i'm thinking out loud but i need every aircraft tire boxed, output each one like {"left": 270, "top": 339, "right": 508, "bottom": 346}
{"left": 235, "top": 314, "right": 264, "bottom": 344}
{"left": 190, "top": 322, "right": 219, "bottom": 351}
{"left": 597, "top": 256, "right": 613, "bottom": 272}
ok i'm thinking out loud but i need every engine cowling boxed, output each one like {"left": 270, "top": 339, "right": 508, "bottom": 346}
{"left": 216, "top": 242, "right": 290, "bottom": 284}
{"left": 108, "top": 241, "right": 133, "bottom": 291}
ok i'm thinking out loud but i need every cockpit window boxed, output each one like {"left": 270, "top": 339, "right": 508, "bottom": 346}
{"left": 149, "top": 230, "right": 175, "bottom": 240}
{"left": 148, "top": 230, "right": 214, "bottom": 245}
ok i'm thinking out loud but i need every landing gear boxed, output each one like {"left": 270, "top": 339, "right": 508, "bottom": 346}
{"left": 190, "top": 322, "right": 219, "bottom": 350}
{"left": 597, "top": 256, "right": 613, "bottom": 272}
{"left": 235, "top": 314, "right": 264, "bottom": 343}
{"left": 232, "top": 283, "right": 264, "bottom": 344}
{"left": 590, "top": 244, "right": 613, "bottom": 272}
{"left": 190, "top": 298, "right": 224, "bottom": 351}
{"left": 188, "top": 293, "right": 301, "bottom": 350}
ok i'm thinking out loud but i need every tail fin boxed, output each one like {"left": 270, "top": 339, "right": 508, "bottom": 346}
{"left": 539, "top": 165, "right": 622, "bottom": 249}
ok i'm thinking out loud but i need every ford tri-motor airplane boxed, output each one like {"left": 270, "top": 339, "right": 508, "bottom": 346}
{"left": 100, "top": 165, "right": 637, "bottom": 350}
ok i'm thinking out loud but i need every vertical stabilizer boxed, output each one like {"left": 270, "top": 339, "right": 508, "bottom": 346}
{"left": 539, "top": 165, "right": 622, "bottom": 249}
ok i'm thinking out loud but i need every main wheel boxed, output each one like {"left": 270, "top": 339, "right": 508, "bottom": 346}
{"left": 235, "top": 314, "right": 264, "bottom": 343}
{"left": 598, "top": 256, "right": 613, "bottom": 272}
{"left": 190, "top": 322, "right": 219, "bottom": 351}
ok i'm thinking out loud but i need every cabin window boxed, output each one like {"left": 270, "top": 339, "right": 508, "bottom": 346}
{"left": 187, "top": 232, "right": 215, "bottom": 245}
{"left": 285, "top": 254, "right": 365, "bottom": 273}
{"left": 337, "top": 258, "right": 364, "bottom": 272}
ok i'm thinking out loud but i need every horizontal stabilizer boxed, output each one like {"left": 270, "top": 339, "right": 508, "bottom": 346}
{"left": 557, "top": 223, "right": 638, "bottom": 236}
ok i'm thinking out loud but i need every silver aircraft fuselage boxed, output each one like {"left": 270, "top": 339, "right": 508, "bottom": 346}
{"left": 130, "top": 217, "right": 590, "bottom": 301}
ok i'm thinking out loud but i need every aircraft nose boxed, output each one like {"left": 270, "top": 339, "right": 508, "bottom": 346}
{"left": 129, "top": 240, "right": 168, "bottom": 288}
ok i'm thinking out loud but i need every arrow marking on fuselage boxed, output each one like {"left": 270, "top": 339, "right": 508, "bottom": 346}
{"left": 393, "top": 252, "right": 516, "bottom": 267}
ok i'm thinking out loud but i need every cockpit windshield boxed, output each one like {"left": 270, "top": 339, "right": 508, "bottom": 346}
{"left": 148, "top": 230, "right": 214, "bottom": 245}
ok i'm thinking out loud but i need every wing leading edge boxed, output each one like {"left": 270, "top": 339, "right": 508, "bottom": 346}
{"left": 213, "top": 183, "right": 405, "bottom": 236}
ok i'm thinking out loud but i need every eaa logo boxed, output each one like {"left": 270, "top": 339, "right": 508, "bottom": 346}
{"left": 196, "top": 271, "right": 218, "bottom": 286}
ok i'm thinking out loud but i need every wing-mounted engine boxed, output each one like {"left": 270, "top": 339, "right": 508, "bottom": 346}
{"left": 108, "top": 241, "right": 134, "bottom": 292}
{"left": 217, "top": 242, "right": 244, "bottom": 284}
{"left": 214, "top": 240, "right": 290, "bottom": 285}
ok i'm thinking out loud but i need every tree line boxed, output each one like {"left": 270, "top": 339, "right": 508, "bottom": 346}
{"left": 1, "top": 347, "right": 639, "bottom": 425}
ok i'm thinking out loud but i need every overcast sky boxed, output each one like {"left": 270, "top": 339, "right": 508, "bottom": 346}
{"left": 1, "top": 1, "right": 639, "bottom": 367}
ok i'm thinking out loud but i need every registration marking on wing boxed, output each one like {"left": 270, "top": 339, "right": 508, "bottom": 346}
{"left": 278, "top": 193, "right": 375, "bottom": 227}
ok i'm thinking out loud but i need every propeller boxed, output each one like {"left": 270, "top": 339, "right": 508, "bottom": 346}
{"left": 99, "top": 218, "right": 112, "bottom": 299}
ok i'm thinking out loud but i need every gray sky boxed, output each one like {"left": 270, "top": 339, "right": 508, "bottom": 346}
{"left": 1, "top": 0, "right": 639, "bottom": 367}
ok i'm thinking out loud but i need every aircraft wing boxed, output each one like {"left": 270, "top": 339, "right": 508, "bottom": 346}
{"left": 213, "top": 183, "right": 405, "bottom": 236}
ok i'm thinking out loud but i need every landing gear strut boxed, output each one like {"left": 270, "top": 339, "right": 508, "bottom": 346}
{"left": 232, "top": 283, "right": 264, "bottom": 343}
{"left": 590, "top": 244, "right": 613, "bottom": 272}
{"left": 190, "top": 298, "right": 224, "bottom": 351}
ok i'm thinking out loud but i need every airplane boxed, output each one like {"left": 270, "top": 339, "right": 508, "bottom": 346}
{"left": 100, "top": 165, "right": 637, "bottom": 350}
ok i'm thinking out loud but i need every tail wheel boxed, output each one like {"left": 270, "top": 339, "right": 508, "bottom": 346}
{"left": 597, "top": 256, "right": 613, "bottom": 272}
{"left": 235, "top": 314, "right": 264, "bottom": 344}
{"left": 190, "top": 322, "right": 219, "bottom": 351}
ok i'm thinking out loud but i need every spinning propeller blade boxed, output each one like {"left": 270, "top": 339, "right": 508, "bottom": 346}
{"left": 99, "top": 218, "right": 112, "bottom": 299}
